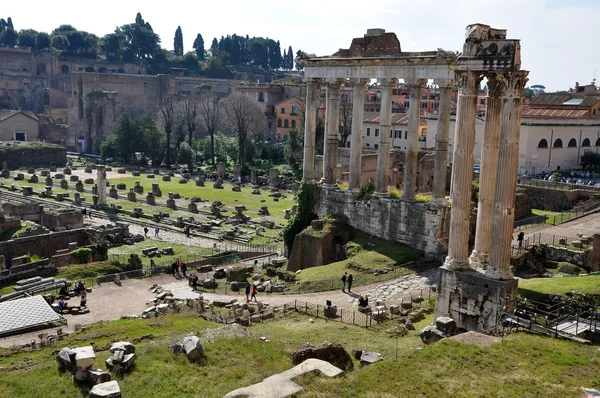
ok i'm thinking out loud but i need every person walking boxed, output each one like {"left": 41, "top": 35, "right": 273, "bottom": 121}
{"left": 347, "top": 274, "right": 354, "bottom": 293}
{"left": 341, "top": 272, "right": 347, "bottom": 292}
{"left": 154, "top": 226, "right": 160, "bottom": 238}
{"left": 82, "top": 208, "right": 87, "bottom": 219}
{"left": 144, "top": 227, "right": 149, "bottom": 237}
{"left": 245, "top": 282, "right": 251, "bottom": 302}
{"left": 251, "top": 283, "right": 258, "bottom": 302}
{"left": 181, "top": 262, "right": 187, "bottom": 277}
{"left": 517, "top": 231, "right": 525, "bottom": 251}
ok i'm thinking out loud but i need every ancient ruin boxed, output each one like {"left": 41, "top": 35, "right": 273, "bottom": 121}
{"left": 301, "top": 24, "right": 526, "bottom": 330}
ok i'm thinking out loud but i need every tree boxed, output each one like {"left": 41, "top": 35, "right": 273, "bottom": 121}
{"left": 102, "top": 32, "right": 123, "bottom": 61}
{"left": 295, "top": 49, "right": 304, "bottom": 71}
{"left": 158, "top": 95, "right": 175, "bottom": 166}
{"left": 18, "top": 29, "right": 37, "bottom": 48}
{"left": 174, "top": 26, "right": 183, "bottom": 56}
{"left": 0, "top": 19, "right": 6, "bottom": 34}
{"left": 193, "top": 33, "right": 205, "bottom": 60}
{"left": 0, "top": 28, "right": 18, "bottom": 47}
{"left": 182, "top": 96, "right": 199, "bottom": 147}
{"left": 36, "top": 32, "right": 50, "bottom": 51}
{"left": 338, "top": 93, "right": 352, "bottom": 147}
{"left": 581, "top": 150, "right": 600, "bottom": 169}
{"left": 287, "top": 46, "right": 293, "bottom": 69}
{"left": 7, "top": 17, "right": 13, "bottom": 30}
{"left": 284, "top": 128, "right": 304, "bottom": 165}
{"left": 222, "top": 92, "right": 266, "bottom": 171}
{"left": 51, "top": 24, "right": 76, "bottom": 35}
{"left": 101, "top": 113, "right": 145, "bottom": 162}
{"left": 199, "top": 96, "right": 224, "bottom": 166}
{"left": 139, "top": 112, "right": 164, "bottom": 166}
{"left": 210, "top": 37, "right": 219, "bottom": 57}
{"left": 51, "top": 35, "right": 70, "bottom": 52}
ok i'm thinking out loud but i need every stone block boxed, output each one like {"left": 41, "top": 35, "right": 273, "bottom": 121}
{"left": 418, "top": 325, "right": 445, "bottom": 345}
{"left": 169, "top": 342, "right": 184, "bottom": 355}
{"left": 213, "top": 181, "right": 223, "bottom": 189}
{"left": 435, "top": 316, "right": 457, "bottom": 336}
{"left": 116, "top": 183, "right": 126, "bottom": 190}
{"left": 89, "top": 380, "right": 121, "bottom": 398}
{"left": 132, "top": 171, "right": 141, "bottom": 176}
{"left": 162, "top": 175, "right": 171, "bottom": 182}
{"left": 87, "top": 369, "right": 112, "bottom": 385}
{"left": 118, "top": 168, "right": 126, "bottom": 174}
{"left": 63, "top": 168, "right": 71, "bottom": 175}
{"left": 56, "top": 347, "right": 73, "bottom": 372}
{"left": 60, "top": 180, "right": 69, "bottom": 189}
{"left": 76, "top": 181, "right": 84, "bottom": 192}
{"left": 85, "top": 178, "right": 94, "bottom": 184}
{"left": 70, "top": 175, "right": 79, "bottom": 182}
{"left": 109, "top": 342, "right": 135, "bottom": 355}
{"left": 147, "top": 174, "right": 155, "bottom": 179}
{"left": 71, "top": 346, "right": 96, "bottom": 381}
{"left": 182, "top": 335, "right": 204, "bottom": 360}
{"left": 359, "top": 351, "right": 383, "bottom": 366}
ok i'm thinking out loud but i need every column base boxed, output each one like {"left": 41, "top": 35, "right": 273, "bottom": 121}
{"left": 443, "top": 257, "right": 470, "bottom": 271}
{"left": 468, "top": 250, "right": 488, "bottom": 270}
{"left": 373, "top": 191, "right": 389, "bottom": 198}
{"left": 485, "top": 265, "right": 514, "bottom": 281}
{"left": 322, "top": 183, "right": 338, "bottom": 190}
{"left": 401, "top": 195, "right": 417, "bottom": 203}
{"left": 434, "top": 266, "right": 518, "bottom": 331}
{"left": 429, "top": 197, "right": 447, "bottom": 207}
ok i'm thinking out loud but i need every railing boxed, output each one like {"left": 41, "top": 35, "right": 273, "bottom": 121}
{"left": 518, "top": 178, "right": 600, "bottom": 192}
{"left": 514, "top": 232, "right": 593, "bottom": 250}
{"left": 514, "top": 215, "right": 547, "bottom": 229}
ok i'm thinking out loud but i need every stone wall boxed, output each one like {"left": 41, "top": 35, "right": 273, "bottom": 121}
{"left": 0, "top": 142, "right": 66, "bottom": 169}
{"left": 0, "top": 228, "right": 90, "bottom": 267}
{"left": 3, "top": 202, "right": 41, "bottom": 221}
{"left": 317, "top": 188, "right": 449, "bottom": 254}
{"left": 519, "top": 185, "right": 594, "bottom": 212}
{"left": 0, "top": 259, "right": 57, "bottom": 286}
{"left": 543, "top": 245, "right": 591, "bottom": 268}
{"left": 40, "top": 208, "right": 84, "bottom": 231}
{"left": 590, "top": 234, "right": 600, "bottom": 272}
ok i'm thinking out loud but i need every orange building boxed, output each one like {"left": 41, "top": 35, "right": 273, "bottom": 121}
{"left": 273, "top": 97, "right": 303, "bottom": 142}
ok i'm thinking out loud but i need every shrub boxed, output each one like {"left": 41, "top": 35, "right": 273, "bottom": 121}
{"left": 358, "top": 181, "right": 375, "bottom": 200}
{"left": 389, "top": 189, "right": 401, "bottom": 199}
{"left": 282, "top": 182, "right": 317, "bottom": 251}
{"left": 70, "top": 247, "right": 93, "bottom": 264}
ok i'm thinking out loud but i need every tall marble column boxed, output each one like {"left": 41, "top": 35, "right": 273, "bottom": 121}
{"left": 302, "top": 78, "right": 320, "bottom": 183}
{"left": 402, "top": 78, "right": 427, "bottom": 201}
{"left": 323, "top": 80, "right": 341, "bottom": 188}
{"left": 469, "top": 73, "right": 506, "bottom": 267}
{"left": 430, "top": 80, "right": 453, "bottom": 206}
{"left": 444, "top": 71, "right": 480, "bottom": 271}
{"left": 486, "top": 71, "right": 528, "bottom": 280}
{"left": 348, "top": 78, "right": 368, "bottom": 193}
{"left": 374, "top": 78, "right": 395, "bottom": 197}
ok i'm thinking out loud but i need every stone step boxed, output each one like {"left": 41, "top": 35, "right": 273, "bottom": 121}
{"left": 14, "top": 277, "right": 57, "bottom": 292}
{"left": 15, "top": 276, "right": 42, "bottom": 286}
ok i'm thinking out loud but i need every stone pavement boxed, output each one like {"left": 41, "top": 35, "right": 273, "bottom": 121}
{"left": 360, "top": 268, "right": 438, "bottom": 304}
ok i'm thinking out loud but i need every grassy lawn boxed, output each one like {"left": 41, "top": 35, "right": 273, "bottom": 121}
{"left": 1, "top": 311, "right": 599, "bottom": 397}
{"left": 531, "top": 209, "right": 563, "bottom": 225}
{"left": 519, "top": 274, "right": 600, "bottom": 301}
{"left": 108, "top": 239, "right": 213, "bottom": 268}
{"left": 294, "top": 234, "right": 424, "bottom": 282}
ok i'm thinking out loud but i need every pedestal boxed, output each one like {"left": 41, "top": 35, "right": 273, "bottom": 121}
{"left": 434, "top": 266, "right": 517, "bottom": 331}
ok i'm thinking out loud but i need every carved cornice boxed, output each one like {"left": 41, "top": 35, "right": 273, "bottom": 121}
{"left": 455, "top": 71, "right": 482, "bottom": 96}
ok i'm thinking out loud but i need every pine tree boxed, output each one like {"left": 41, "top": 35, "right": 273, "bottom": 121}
{"left": 174, "top": 26, "right": 183, "bottom": 56}
{"left": 7, "top": 17, "right": 13, "bottom": 30}
{"left": 282, "top": 48, "right": 287, "bottom": 69}
{"left": 288, "top": 46, "right": 293, "bottom": 70}
{"left": 193, "top": 33, "right": 205, "bottom": 60}
{"left": 210, "top": 37, "right": 218, "bottom": 57}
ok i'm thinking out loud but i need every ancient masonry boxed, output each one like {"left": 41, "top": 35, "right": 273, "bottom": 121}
{"left": 300, "top": 24, "right": 526, "bottom": 330}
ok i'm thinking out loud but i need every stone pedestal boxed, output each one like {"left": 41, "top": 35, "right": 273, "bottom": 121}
{"left": 146, "top": 193, "right": 156, "bottom": 205}
{"left": 166, "top": 194, "right": 176, "bottom": 209}
{"left": 127, "top": 189, "right": 136, "bottom": 202}
{"left": 22, "top": 186, "right": 33, "bottom": 196}
{"left": 233, "top": 164, "right": 241, "bottom": 181}
{"left": 45, "top": 177, "right": 53, "bottom": 186}
{"left": 134, "top": 181, "right": 144, "bottom": 194}
{"left": 74, "top": 192, "right": 81, "bottom": 205}
{"left": 250, "top": 170, "right": 258, "bottom": 185}
{"left": 60, "top": 180, "right": 69, "bottom": 190}
{"left": 152, "top": 184, "right": 162, "bottom": 196}
{"left": 268, "top": 168, "right": 278, "bottom": 186}
{"left": 97, "top": 165, "right": 107, "bottom": 206}
{"left": 217, "top": 162, "right": 226, "bottom": 179}
{"left": 196, "top": 176, "right": 205, "bottom": 187}
{"left": 188, "top": 202, "right": 198, "bottom": 213}
{"left": 76, "top": 181, "right": 84, "bottom": 192}
{"left": 434, "top": 266, "right": 518, "bottom": 331}
{"left": 109, "top": 185, "right": 118, "bottom": 199}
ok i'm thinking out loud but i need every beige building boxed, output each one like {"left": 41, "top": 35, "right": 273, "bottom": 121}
{"left": 0, "top": 110, "right": 39, "bottom": 141}
{"left": 362, "top": 112, "right": 427, "bottom": 151}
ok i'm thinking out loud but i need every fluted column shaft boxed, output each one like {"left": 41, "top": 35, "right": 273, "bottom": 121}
{"left": 487, "top": 71, "right": 528, "bottom": 280}
{"left": 430, "top": 82, "right": 453, "bottom": 206}
{"left": 374, "top": 79, "right": 395, "bottom": 197}
{"left": 470, "top": 74, "right": 505, "bottom": 267}
{"left": 302, "top": 79, "right": 319, "bottom": 183}
{"left": 348, "top": 79, "right": 368, "bottom": 192}
{"left": 403, "top": 78, "right": 427, "bottom": 201}
{"left": 323, "top": 81, "right": 341, "bottom": 187}
{"left": 445, "top": 71, "right": 480, "bottom": 270}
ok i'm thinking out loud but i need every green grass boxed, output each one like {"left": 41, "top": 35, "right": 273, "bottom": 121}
{"left": 531, "top": 209, "right": 563, "bottom": 225}
{"left": 108, "top": 239, "right": 213, "bottom": 268}
{"left": 294, "top": 234, "right": 424, "bottom": 282}
{"left": 0, "top": 222, "right": 27, "bottom": 241}
{"left": 56, "top": 260, "right": 123, "bottom": 281}
{"left": 1, "top": 311, "right": 600, "bottom": 397}
{"left": 519, "top": 273, "right": 600, "bottom": 300}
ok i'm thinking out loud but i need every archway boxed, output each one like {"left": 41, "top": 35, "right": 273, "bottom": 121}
{"left": 61, "top": 64, "right": 69, "bottom": 74}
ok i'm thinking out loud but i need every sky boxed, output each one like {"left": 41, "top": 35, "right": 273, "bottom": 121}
{"left": 2, "top": 0, "right": 598, "bottom": 91}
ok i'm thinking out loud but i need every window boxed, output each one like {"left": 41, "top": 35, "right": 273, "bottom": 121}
{"left": 280, "top": 107, "right": 286, "bottom": 114}
{"left": 405, "top": 131, "right": 408, "bottom": 140}
{"left": 390, "top": 130, "right": 393, "bottom": 138}
{"left": 291, "top": 105, "right": 298, "bottom": 115}
{"left": 374, "top": 144, "right": 379, "bottom": 150}
{"left": 284, "top": 119, "right": 289, "bottom": 128}
{"left": 553, "top": 139, "right": 563, "bottom": 148}
{"left": 366, "top": 143, "right": 370, "bottom": 147}
{"left": 568, "top": 138, "right": 577, "bottom": 147}
{"left": 537, "top": 139, "right": 548, "bottom": 148}
{"left": 277, "top": 119, "right": 282, "bottom": 128}
{"left": 394, "top": 130, "right": 400, "bottom": 138}
{"left": 258, "top": 93, "right": 265, "bottom": 102}
{"left": 283, "top": 135, "right": 289, "bottom": 142}
{"left": 596, "top": 138, "right": 600, "bottom": 147}
{"left": 291, "top": 120, "right": 296, "bottom": 128}
{"left": 375, "top": 128, "right": 380, "bottom": 137}
{"left": 14, "top": 132, "right": 26, "bottom": 141}
{"left": 366, "top": 128, "right": 371, "bottom": 136}
{"left": 404, "top": 102, "right": 409, "bottom": 108}
{"left": 480, "top": 99, "right": 486, "bottom": 105}
{"left": 582, "top": 138, "right": 591, "bottom": 147}
{"left": 422, "top": 102, "right": 427, "bottom": 108}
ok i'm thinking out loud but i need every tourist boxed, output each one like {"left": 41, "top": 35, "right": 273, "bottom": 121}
{"left": 59, "top": 281, "right": 69, "bottom": 297}
{"left": 251, "top": 283, "right": 258, "bottom": 302}
{"left": 82, "top": 208, "right": 87, "bottom": 218}
{"left": 518, "top": 231, "right": 525, "bottom": 251}
{"left": 347, "top": 274, "right": 354, "bottom": 293}
{"left": 58, "top": 299, "right": 68, "bottom": 313}
{"left": 341, "top": 272, "right": 347, "bottom": 292}
{"left": 73, "top": 282, "right": 80, "bottom": 296}
{"left": 181, "top": 262, "right": 187, "bottom": 277}
{"left": 245, "top": 282, "right": 251, "bottom": 302}
{"left": 78, "top": 281, "right": 86, "bottom": 294}
{"left": 171, "top": 261, "right": 177, "bottom": 276}
{"left": 191, "top": 274, "right": 198, "bottom": 291}
{"left": 80, "top": 294, "right": 87, "bottom": 308}
{"left": 144, "top": 227, "right": 149, "bottom": 237}
{"left": 358, "top": 295, "right": 369, "bottom": 308}
{"left": 154, "top": 226, "right": 160, "bottom": 238}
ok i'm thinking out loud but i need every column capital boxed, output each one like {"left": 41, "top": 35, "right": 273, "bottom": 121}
{"left": 405, "top": 77, "right": 428, "bottom": 88}
{"left": 432, "top": 78, "right": 455, "bottom": 89}
{"left": 349, "top": 78, "right": 370, "bottom": 86}
{"left": 377, "top": 78, "right": 397, "bottom": 86}
{"left": 455, "top": 70, "right": 482, "bottom": 96}
{"left": 485, "top": 72, "right": 506, "bottom": 98}
{"left": 503, "top": 70, "right": 529, "bottom": 98}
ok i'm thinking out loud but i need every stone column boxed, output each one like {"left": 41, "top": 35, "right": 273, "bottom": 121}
{"left": 323, "top": 80, "right": 342, "bottom": 188}
{"left": 96, "top": 165, "right": 106, "bottom": 206}
{"left": 348, "top": 78, "right": 368, "bottom": 193}
{"left": 444, "top": 71, "right": 480, "bottom": 271}
{"left": 302, "top": 79, "right": 320, "bottom": 183}
{"left": 469, "top": 73, "right": 506, "bottom": 267}
{"left": 430, "top": 80, "right": 453, "bottom": 206}
{"left": 374, "top": 78, "right": 395, "bottom": 197}
{"left": 486, "top": 71, "right": 528, "bottom": 280}
{"left": 402, "top": 78, "right": 427, "bottom": 201}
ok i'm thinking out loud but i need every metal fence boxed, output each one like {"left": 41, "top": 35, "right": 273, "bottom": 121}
{"left": 514, "top": 215, "right": 547, "bottom": 229}
{"left": 514, "top": 232, "right": 593, "bottom": 250}
{"left": 518, "top": 178, "right": 600, "bottom": 192}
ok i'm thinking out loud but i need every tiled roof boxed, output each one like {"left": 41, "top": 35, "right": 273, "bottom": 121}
{"left": 363, "top": 111, "right": 425, "bottom": 125}
{"left": 522, "top": 108, "right": 590, "bottom": 118}
{"left": 0, "top": 110, "right": 39, "bottom": 122}
{"left": 529, "top": 93, "right": 600, "bottom": 107}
